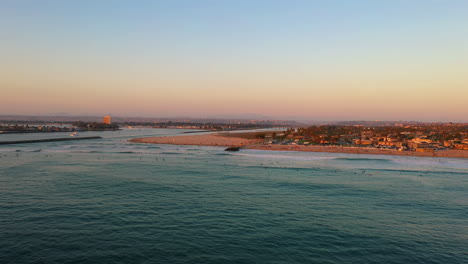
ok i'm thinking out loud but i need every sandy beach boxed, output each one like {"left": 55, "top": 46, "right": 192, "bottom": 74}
{"left": 129, "top": 133, "right": 262, "bottom": 147}
{"left": 130, "top": 133, "right": 468, "bottom": 159}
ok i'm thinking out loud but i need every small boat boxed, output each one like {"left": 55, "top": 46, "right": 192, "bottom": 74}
{"left": 70, "top": 132, "right": 78, "bottom": 137}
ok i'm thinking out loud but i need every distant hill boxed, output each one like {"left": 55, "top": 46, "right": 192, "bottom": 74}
{"left": 330, "top": 120, "right": 425, "bottom": 126}
{"left": 0, "top": 115, "right": 304, "bottom": 126}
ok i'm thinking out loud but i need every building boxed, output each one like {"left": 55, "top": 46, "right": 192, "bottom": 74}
{"left": 453, "top": 144, "right": 468, "bottom": 150}
{"left": 103, "top": 115, "right": 112, "bottom": 124}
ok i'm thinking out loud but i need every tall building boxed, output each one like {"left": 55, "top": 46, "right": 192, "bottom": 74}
{"left": 103, "top": 115, "right": 111, "bottom": 124}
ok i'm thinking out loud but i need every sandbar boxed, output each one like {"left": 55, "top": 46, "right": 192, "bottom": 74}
{"left": 129, "top": 133, "right": 261, "bottom": 147}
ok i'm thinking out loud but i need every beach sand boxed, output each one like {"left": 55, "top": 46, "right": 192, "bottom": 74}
{"left": 129, "top": 133, "right": 262, "bottom": 147}
{"left": 130, "top": 133, "right": 468, "bottom": 159}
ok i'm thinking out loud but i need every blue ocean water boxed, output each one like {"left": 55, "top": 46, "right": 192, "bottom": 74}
{"left": 0, "top": 128, "right": 467, "bottom": 264}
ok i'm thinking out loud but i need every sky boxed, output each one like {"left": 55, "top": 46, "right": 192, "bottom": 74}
{"left": 1, "top": 0, "right": 468, "bottom": 121}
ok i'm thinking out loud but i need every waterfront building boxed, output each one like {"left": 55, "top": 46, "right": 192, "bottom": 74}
{"left": 103, "top": 115, "right": 112, "bottom": 124}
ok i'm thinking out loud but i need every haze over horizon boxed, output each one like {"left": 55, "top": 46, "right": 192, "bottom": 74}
{"left": 2, "top": 1, "right": 468, "bottom": 121}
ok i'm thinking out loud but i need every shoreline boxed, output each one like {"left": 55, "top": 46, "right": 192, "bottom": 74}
{"left": 129, "top": 133, "right": 468, "bottom": 159}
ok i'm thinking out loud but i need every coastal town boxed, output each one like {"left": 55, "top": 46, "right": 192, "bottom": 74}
{"left": 0, "top": 121, "right": 118, "bottom": 134}
{"left": 0, "top": 121, "right": 281, "bottom": 134}
{"left": 262, "top": 123, "right": 468, "bottom": 152}
{"left": 124, "top": 121, "right": 468, "bottom": 158}
{"left": 0, "top": 115, "right": 296, "bottom": 134}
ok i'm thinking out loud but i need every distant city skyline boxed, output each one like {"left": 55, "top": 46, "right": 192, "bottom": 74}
{"left": 1, "top": 1, "right": 468, "bottom": 121}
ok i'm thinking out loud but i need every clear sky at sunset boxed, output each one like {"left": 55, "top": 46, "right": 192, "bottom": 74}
{"left": 1, "top": 0, "right": 467, "bottom": 121}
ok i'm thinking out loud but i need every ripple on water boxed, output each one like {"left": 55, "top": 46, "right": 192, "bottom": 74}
{"left": 0, "top": 128, "right": 467, "bottom": 264}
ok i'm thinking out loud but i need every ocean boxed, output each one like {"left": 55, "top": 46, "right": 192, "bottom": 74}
{"left": 1, "top": 128, "right": 467, "bottom": 264}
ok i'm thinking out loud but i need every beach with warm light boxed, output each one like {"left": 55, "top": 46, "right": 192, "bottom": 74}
{"left": 129, "top": 133, "right": 262, "bottom": 147}
{"left": 130, "top": 133, "right": 468, "bottom": 159}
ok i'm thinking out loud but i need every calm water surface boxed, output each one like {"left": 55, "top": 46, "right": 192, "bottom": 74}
{"left": 1, "top": 128, "right": 467, "bottom": 263}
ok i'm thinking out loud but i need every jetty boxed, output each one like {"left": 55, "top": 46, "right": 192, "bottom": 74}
{"left": 0, "top": 136, "right": 102, "bottom": 145}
